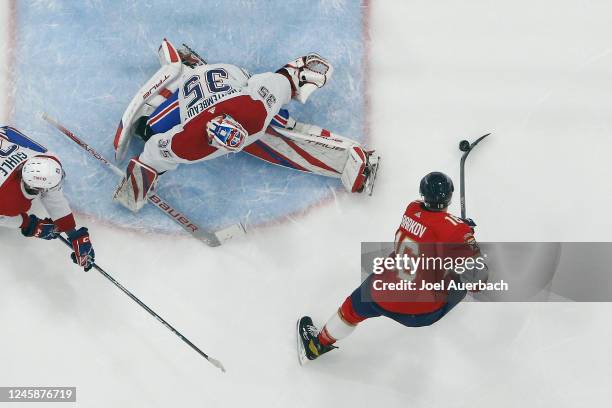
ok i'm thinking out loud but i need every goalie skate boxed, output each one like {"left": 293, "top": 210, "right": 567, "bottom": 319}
{"left": 363, "top": 152, "right": 380, "bottom": 196}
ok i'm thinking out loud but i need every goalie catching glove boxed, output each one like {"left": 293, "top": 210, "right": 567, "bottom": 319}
{"left": 277, "top": 54, "right": 333, "bottom": 103}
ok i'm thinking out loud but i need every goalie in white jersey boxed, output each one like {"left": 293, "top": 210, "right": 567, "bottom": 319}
{"left": 113, "top": 39, "right": 379, "bottom": 212}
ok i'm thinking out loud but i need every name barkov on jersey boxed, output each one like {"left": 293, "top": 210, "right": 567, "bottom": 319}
{"left": 372, "top": 279, "right": 509, "bottom": 292}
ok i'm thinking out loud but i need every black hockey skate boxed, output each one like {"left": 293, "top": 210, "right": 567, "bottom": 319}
{"left": 297, "top": 316, "right": 337, "bottom": 365}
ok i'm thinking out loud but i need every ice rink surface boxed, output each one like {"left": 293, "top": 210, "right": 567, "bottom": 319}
{"left": 1, "top": 1, "right": 612, "bottom": 407}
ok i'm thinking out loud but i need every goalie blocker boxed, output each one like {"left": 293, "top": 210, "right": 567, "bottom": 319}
{"left": 114, "top": 158, "right": 158, "bottom": 211}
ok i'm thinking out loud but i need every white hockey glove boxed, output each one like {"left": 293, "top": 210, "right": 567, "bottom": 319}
{"left": 277, "top": 54, "right": 333, "bottom": 103}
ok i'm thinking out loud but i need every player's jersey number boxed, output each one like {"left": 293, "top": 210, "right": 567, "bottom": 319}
{"left": 205, "top": 69, "right": 230, "bottom": 93}
{"left": 183, "top": 75, "right": 203, "bottom": 109}
{"left": 395, "top": 232, "right": 419, "bottom": 282}
{"left": 183, "top": 69, "right": 231, "bottom": 109}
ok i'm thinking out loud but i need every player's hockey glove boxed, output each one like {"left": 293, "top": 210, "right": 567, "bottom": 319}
{"left": 67, "top": 227, "right": 95, "bottom": 272}
{"left": 20, "top": 214, "right": 59, "bottom": 240}
{"left": 461, "top": 218, "right": 477, "bottom": 228}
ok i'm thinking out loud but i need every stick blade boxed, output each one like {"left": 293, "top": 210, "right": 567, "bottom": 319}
{"left": 470, "top": 133, "right": 491, "bottom": 149}
{"left": 214, "top": 223, "right": 247, "bottom": 244}
{"left": 207, "top": 356, "right": 226, "bottom": 373}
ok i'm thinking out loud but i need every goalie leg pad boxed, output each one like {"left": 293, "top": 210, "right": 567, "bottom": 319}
{"left": 341, "top": 147, "right": 367, "bottom": 193}
{"left": 114, "top": 39, "right": 183, "bottom": 162}
{"left": 113, "top": 158, "right": 159, "bottom": 212}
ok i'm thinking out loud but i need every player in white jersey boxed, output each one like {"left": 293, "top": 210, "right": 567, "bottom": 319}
{"left": 112, "top": 39, "right": 379, "bottom": 212}
{"left": 0, "top": 126, "right": 95, "bottom": 271}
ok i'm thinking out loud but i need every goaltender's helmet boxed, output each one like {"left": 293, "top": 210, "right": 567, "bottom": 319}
{"left": 21, "top": 156, "right": 65, "bottom": 194}
{"left": 420, "top": 171, "right": 454, "bottom": 210}
{"left": 206, "top": 115, "right": 248, "bottom": 152}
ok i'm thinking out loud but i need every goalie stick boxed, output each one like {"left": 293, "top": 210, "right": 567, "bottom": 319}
{"left": 41, "top": 113, "right": 245, "bottom": 247}
{"left": 57, "top": 235, "right": 225, "bottom": 372}
{"left": 458, "top": 133, "right": 490, "bottom": 219}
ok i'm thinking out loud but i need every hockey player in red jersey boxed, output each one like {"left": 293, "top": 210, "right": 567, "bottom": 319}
{"left": 297, "top": 172, "right": 487, "bottom": 363}
{"left": 113, "top": 39, "right": 379, "bottom": 212}
{"left": 0, "top": 126, "right": 95, "bottom": 271}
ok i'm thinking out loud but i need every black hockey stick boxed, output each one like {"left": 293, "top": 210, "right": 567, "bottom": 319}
{"left": 458, "top": 133, "right": 490, "bottom": 219}
{"left": 58, "top": 235, "right": 225, "bottom": 372}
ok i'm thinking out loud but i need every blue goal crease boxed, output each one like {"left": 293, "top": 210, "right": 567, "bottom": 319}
{"left": 13, "top": 1, "right": 366, "bottom": 233}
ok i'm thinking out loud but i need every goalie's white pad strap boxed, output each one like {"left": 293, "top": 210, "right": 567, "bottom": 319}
{"left": 114, "top": 39, "right": 183, "bottom": 162}
{"left": 113, "top": 158, "right": 158, "bottom": 212}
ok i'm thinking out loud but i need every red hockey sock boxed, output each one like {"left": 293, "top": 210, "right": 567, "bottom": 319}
{"left": 318, "top": 327, "right": 336, "bottom": 347}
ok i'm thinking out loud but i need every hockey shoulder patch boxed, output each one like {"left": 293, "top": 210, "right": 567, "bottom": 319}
{"left": 113, "top": 158, "right": 158, "bottom": 212}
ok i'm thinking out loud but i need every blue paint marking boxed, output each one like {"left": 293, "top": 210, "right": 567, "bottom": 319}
{"left": 13, "top": 1, "right": 365, "bottom": 233}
